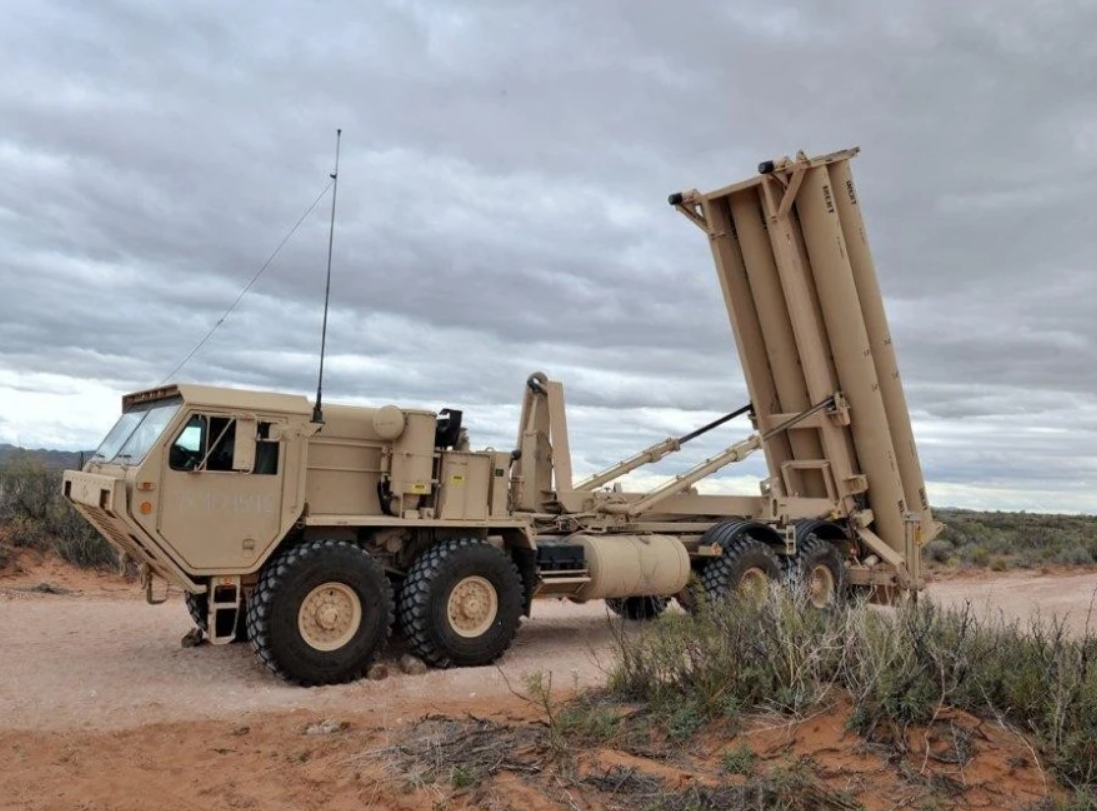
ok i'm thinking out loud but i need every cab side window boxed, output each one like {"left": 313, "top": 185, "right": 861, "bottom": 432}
{"left": 170, "top": 415, "right": 205, "bottom": 471}
{"left": 169, "top": 414, "right": 279, "bottom": 474}
{"left": 168, "top": 415, "right": 236, "bottom": 471}
{"left": 255, "top": 421, "right": 280, "bottom": 475}
{"left": 206, "top": 417, "right": 236, "bottom": 471}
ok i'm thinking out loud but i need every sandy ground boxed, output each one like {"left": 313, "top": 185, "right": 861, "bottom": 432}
{"left": 1, "top": 561, "right": 1094, "bottom": 810}
{"left": 931, "top": 567, "right": 1097, "bottom": 632}
{"left": 1, "top": 565, "right": 1095, "bottom": 733}
{"left": 0, "top": 589, "right": 618, "bottom": 733}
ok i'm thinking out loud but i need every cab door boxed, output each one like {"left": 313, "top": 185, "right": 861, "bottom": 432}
{"left": 158, "top": 411, "right": 286, "bottom": 572}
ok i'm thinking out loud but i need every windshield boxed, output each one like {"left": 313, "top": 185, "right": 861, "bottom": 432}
{"left": 93, "top": 397, "right": 183, "bottom": 465}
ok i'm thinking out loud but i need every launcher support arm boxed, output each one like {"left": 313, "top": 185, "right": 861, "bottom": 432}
{"left": 574, "top": 403, "right": 752, "bottom": 491}
{"left": 599, "top": 398, "right": 834, "bottom": 519}
{"left": 575, "top": 437, "right": 680, "bottom": 491}
{"left": 600, "top": 434, "right": 762, "bottom": 517}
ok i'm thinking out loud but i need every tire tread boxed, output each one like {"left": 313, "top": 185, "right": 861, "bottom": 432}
{"left": 699, "top": 535, "right": 782, "bottom": 601}
{"left": 246, "top": 539, "right": 393, "bottom": 686}
{"left": 398, "top": 538, "right": 522, "bottom": 668}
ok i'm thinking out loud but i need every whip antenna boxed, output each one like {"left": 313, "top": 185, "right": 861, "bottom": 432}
{"left": 313, "top": 128, "right": 341, "bottom": 424}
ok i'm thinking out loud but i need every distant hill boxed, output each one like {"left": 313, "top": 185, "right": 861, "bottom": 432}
{"left": 0, "top": 444, "right": 92, "bottom": 470}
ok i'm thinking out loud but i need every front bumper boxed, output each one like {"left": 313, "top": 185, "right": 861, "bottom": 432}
{"left": 63, "top": 470, "right": 198, "bottom": 591}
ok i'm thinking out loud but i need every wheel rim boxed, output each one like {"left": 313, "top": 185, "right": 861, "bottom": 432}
{"left": 808, "top": 564, "right": 836, "bottom": 608}
{"left": 738, "top": 567, "right": 770, "bottom": 602}
{"left": 298, "top": 582, "right": 362, "bottom": 651}
{"left": 447, "top": 575, "right": 498, "bottom": 638}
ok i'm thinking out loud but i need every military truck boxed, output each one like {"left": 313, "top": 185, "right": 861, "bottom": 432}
{"left": 63, "top": 146, "right": 937, "bottom": 686}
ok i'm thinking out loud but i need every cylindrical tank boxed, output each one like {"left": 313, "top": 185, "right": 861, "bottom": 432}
{"left": 827, "top": 159, "right": 934, "bottom": 544}
{"left": 795, "top": 166, "right": 909, "bottom": 554}
{"left": 700, "top": 197, "right": 789, "bottom": 493}
{"left": 390, "top": 411, "right": 437, "bottom": 508}
{"left": 729, "top": 191, "right": 826, "bottom": 497}
{"left": 567, "top": 533, "right": 691, "bottom": 601}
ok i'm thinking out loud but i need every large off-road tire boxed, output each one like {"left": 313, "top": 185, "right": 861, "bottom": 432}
{"left": 246, "top": 540, "right": 393, "bottom": 686}
{"left": 398, "top": 538, "right": 523, "bottom": 668}
{"left": 786, "top": 535, "right": 846, "bottom": 609}
{"left": 184, "top": 590, "right": 207, "bottom": 629}
{"left": 605, "top": 595, "right": 669, "bottom": 621}
{"left": 184, "top": 591, "right": 249, "bottom": 642}
{"left": 699, "top": 536, "right": 782, "bottom": 605}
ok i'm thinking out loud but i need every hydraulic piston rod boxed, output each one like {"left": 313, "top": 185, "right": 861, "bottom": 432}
{"left": 601, "top": 397, "right": 835, "bottom": 518}
{"left": 574, "top": 403, "right": 753, "bottom": 491}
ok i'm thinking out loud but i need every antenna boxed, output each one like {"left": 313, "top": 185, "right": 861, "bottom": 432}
{"left": 312, "top": 128, "right": 342, "bottom": 424}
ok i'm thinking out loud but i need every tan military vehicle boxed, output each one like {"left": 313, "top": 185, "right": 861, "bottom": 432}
{"left": 63, "top": 147, "right": 937, "bottom": 685}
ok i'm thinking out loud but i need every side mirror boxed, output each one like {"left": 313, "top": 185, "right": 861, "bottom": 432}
{"left": 232, "top": 416, "right": 257, "bottom": 473}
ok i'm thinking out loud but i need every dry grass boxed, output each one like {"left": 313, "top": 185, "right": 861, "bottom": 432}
{"left": 374, "top": 712, "right": 868, "bottom": 811}
{"left": 605, "top": 586, "right": 1097, "bottom": 794}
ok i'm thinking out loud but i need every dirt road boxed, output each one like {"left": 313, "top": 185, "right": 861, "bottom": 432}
{"left": 2, "top": 566, "right": 1093, "bottom": 810}
{"left": 931, "top": 568, "right": 1097, "bottom": 631}
{"left": 0, "top": 590, "right": 618, "bottom": 733}
{"left": 2, "top": 567, "right": 1095, "bottom": 733}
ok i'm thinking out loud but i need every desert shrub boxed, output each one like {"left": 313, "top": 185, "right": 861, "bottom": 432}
{"left": 1054, "top": 546, "right": 1095, "bottom": 567}
{"left": 0, "top": 455, "right": 116, "bottom": 569}
{"left": 554, "top": 698, "right": 621, "bottom": 743}
{"left": 607, "top": 588, "right": 844, "bottom": 726}
{"left": 961, "top": 544, "right": 991, "bottom": 567}
{"left": 607, "top": 588, "right": 1097, "bottom": 789}
{"left": 924, "top": 539, "right": 954, "bottom": 563}
{"left": 936, "top": 509, "right": 1097, "bottom": 570}
{"left": 1015, "top": 548, "right": 1042, "bottom": 568}
{"left": 721, "top": 743, "right": 755, "bottom": 775}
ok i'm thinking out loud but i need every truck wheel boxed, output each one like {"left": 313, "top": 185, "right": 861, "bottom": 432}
{"left": 246, "top": 540, "right": 393, "bottom": 686}
{"left": 398, "top": 538, "right": 523, "bottom": 668}
{"left": 699, "top": 537, "right": 781, "bottom": 605}
{"left": 184, "top": 591, "right": 206, "bottom": 629}
{"left": 605, "top": 596, "right": 669, "bottom": 621}
{"left": 184, "top": 591, "right": 249, "bottom": 642}
{"left": 787, "top": 536, "right": 846, "bottom": 609}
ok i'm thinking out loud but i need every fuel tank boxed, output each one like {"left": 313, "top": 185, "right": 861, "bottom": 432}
{"left": 566, "top": 533, "right": 691, "bottom": 600}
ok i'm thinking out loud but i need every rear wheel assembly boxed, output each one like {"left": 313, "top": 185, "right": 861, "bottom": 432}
{"left": 786, "top": 535, "right": 846, "bottom": 609}
{"left": 398, "top": 538, "right": 524, "bottom": 668}
{"left": 246, "top": 540, "right": 393, "bottom": 686}
{"left": 605, "top": 595, "right": 669, "bottom": 621}
{"left": 699, "top": 536, "right": 782, "bottom": 605}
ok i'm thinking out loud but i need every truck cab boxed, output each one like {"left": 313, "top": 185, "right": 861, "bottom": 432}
{"left": 64, "top": 385, "right": 318, "bottom": 592}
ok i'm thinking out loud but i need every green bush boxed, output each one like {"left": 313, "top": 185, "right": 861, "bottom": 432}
{"left": 924, "top": 539, "right": 954, "bottom": 563}
{"left": 721, "top": 743, "right": 755, "bottom": 775}
{"left": 1054, "top": 546, "right": 1095, "bottom": 567}
{"left": 935, "top": 509, "right": 1097, "bottom": 571}
{"left": 963, "top": 544, "right": 991, "bottom": 567}
{"left": 0, "top": 455, "right": 116, "bottom": 569}
{"left": 607, "top": 588, "right": 844, "bottom": 728}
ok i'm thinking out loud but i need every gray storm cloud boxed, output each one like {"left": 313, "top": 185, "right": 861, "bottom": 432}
{"left": 3, "top": 0, "right": 1097, "bottom": 510}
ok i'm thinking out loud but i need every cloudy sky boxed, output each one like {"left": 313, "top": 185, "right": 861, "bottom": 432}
{"left": 4, "top": 0, "right": 1097, "bottom": 512}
